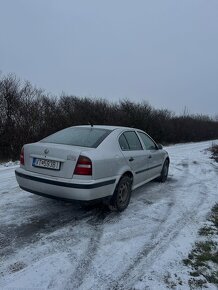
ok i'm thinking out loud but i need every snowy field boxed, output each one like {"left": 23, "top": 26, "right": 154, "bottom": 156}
{"left": 0, "top": 140, "right": 218, "bottom": 289}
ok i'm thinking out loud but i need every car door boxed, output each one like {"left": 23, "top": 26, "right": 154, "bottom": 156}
{"left": 137, "top": 131, "right": 164, "bottom": 179}
{"left": 119, "top": 131, "right": 150, "bottom": 186}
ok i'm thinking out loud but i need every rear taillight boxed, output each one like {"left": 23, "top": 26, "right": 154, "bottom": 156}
{"left": 20, "top": 147, "right": 24, "bottom": 165}
{"left": 74, "top": 155, "right": 92, "bottom": 176}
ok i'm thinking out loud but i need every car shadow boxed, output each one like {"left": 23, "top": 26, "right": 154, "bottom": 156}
{"left": 0, "top": 197, "right": 110, "bottom": 258}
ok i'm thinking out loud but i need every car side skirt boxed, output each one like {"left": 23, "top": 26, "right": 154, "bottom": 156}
{"left": 132, "top": 174, "right": 161, "bottom": 191}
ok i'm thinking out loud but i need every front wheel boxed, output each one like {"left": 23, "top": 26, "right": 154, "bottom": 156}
{"left": 157, "top": 159, "right": 169, "bottom": 183}
{"left": 109, "top": 176, "right": 132, "bottom": 212}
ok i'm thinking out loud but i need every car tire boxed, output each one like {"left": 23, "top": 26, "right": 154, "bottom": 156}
{"left": 109, "top": 176, "right": 132, "bottom": 212}
{"left": 157, "top": 159, "right": 169, "bottom": 183}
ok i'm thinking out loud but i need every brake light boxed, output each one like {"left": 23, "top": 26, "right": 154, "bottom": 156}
{"left": 20, "top": 147, "right": 24, "bottom": 165}
{"left": 74, "top": 155, "right": 92, "bottom": 175}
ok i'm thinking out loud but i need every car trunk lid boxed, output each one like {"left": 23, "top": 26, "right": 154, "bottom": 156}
{"left": 24, "top": 142, "right": 93, "bottom": 179}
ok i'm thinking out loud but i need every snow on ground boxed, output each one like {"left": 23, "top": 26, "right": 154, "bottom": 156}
{"left": 0, "top": 140, "right": 218, "bottom": 289}
{"left": 0, "top": 160, "right": 19, "bottom": 170}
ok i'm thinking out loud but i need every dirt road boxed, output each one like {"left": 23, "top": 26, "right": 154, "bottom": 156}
{"left": 0, "top": 140, "right": 218, "bottom": 289}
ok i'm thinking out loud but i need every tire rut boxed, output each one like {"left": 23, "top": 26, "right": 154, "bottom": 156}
{"left": 81, "top": 182, "right": 177, "bottom": 290}
{"left": 106, "top": 158, "right": 211, "bottom": 289}
{"left": 0, "top": 208, "right": 97, "bottom": 259}
{"left": 110, "top": 187, "right": 207, "bottom": 289}
{"left": 63, "top": 206, "right": 110, "bottom": 290}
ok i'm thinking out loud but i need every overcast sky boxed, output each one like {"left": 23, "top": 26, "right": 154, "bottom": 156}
{"left": 0, "top": 0, "right": 218, "bottom": 115}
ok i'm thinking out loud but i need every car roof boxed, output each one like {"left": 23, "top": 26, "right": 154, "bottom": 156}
{"left": 74, "top": 125, "right": 142, "bottom": 131}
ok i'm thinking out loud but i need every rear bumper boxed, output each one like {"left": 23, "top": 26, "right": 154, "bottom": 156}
{"left": 15, "top": 168, "right": 117, "bottom": 201}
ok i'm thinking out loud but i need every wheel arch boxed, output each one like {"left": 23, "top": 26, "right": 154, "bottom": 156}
{"left": 115, "top": 170, "right": 134, "bottom": 188}
{"left": 165, "top": 156, "right": 170, "bottom": 164}
{"left": 109, "top": 170, "right": 133, "bottom": 211}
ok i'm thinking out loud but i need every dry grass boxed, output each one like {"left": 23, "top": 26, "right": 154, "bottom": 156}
{"left": 183, "top": 204, "right": 218, "bottom": 287}
{"left": 210, "top": 144, "right": 218, "bottom": 162}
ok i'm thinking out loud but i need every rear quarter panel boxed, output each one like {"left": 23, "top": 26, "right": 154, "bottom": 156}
{"left": 87, "top": 130, "right": 131, "bottom": 180}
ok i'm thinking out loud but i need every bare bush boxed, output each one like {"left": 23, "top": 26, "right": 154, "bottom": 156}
{"left": 1, "top": 73, "right": 218, "bottom": 161}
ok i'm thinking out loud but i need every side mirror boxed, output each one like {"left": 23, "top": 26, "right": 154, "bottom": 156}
{"left": 157, "top": 143, "right": 163, "bottom": 150}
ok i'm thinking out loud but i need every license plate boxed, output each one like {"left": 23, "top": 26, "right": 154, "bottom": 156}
{"left": 33, "top": 158, "right": 60, "bottom": 170}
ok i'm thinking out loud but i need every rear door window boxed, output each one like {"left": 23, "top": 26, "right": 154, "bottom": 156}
{"left": 119, "top": 134, "right": 130, "bottom": 150}
{"left": 119, "top": 131, "right": 143, "bottom": 151}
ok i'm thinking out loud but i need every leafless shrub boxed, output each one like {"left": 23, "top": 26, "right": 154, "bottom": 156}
{"left": 1, "top": 72, "right": 218, "bottom": 160}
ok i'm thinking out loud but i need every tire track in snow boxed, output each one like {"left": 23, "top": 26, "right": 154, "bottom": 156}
{"left": 0, "top": 208, "right": 99, "bottom": 259}
{"left": 63, "top": 206, "right": 110, "bottom": 290}
{"left": 78, "top": 159, "right": 191, "bottom": 290}
{"left": 109, "top": 158, "right": 212, "bottom": 289}
{"left": 78, "top": 180, "right": 177, "bottom": 290}
{"left": 0, "top": 168, "right": 20, "bottom": 195}
{"left": 111, "top": 192, "right": 206, "bottom": 289}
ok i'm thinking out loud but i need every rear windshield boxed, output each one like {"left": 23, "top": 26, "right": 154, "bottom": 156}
{"left": 40, "top": 127, "right": 111, "bottom": 148}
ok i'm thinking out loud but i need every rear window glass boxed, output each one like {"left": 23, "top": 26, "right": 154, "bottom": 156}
{"left": 41, "top": 127, "right": 111, "bottom": 148}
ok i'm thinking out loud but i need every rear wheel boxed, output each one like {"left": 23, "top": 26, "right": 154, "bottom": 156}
{"left": 109, "top": 176, "right": 132, "bottom": 212}
{"left": 157, "top": 159, "right": 169, "bottom": 182}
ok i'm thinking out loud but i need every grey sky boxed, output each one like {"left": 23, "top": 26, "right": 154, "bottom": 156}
{"left": 0, "top": 0, "right": 218, "bottom": 116}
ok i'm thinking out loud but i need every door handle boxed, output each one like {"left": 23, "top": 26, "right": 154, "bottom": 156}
{"left": 148, "top": 155, "right": 152, "bottom": 159}
{"left": 129, "top": 157, "right": 134, "bottom": 162}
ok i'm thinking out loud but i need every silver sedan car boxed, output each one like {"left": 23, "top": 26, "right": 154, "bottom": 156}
{"left": 15, "top": 125, "right": 169, "bottom": 211}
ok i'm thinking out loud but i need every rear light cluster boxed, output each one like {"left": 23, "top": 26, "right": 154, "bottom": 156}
{"left": 74, "top": 155, "right": 92, "bottom": 176}
{"left": 20, "top": 147, "right": 25, "bottom": 165}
